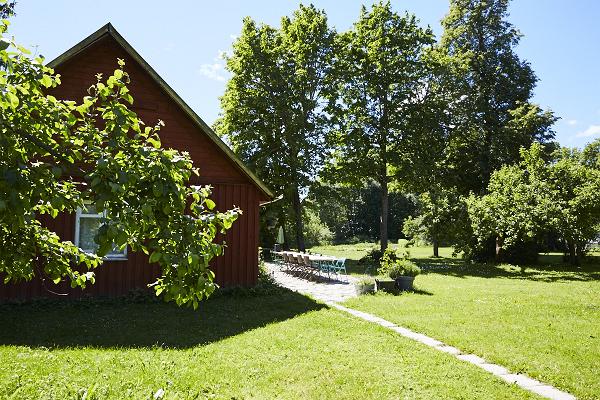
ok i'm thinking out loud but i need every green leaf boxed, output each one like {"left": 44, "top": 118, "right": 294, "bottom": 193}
{"left": 149, "top": 251, "right": 162, "bottom": 264}
{"left": 0, "top": 37, "right": 9, "bottom": 51}
{"left": 205, "top": 198, "right": 216, "bottom": 210}
{"left": 6, "top": 91, "right": 18, "bottom": 108}
{"left": 40, "top": 74, "right": 53, "bottom": 88}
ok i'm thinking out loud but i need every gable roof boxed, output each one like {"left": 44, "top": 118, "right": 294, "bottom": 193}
{"left": 48, "top": 23, "right": 273, "bottom": 200}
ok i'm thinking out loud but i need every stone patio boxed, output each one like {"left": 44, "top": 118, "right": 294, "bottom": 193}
{"left": 265, "top": 261, "right": 358, "bottom": 303}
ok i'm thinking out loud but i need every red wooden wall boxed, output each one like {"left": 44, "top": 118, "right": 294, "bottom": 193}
{"left": 0, "top": 33, "right": 266, "bottom": 300}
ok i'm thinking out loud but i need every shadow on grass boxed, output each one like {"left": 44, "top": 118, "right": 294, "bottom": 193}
{"left": 411, "top": 288, "right": 434, "bottom": 296}
{"left": 0, "top": 288, "right": 325, "bottom": 349}
{"left": 414, "top": 255, "right": 600, "bottom": 283}
{"left": 345, "top": 259, "right": 369, "bottom": 275}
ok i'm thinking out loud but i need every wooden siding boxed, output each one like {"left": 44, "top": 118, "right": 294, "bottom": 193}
{"left": 0, "top": 34, "right": 262, "bottom": 300}
{"left": 0, "top": 183, "right": 260, "bottom": 300}
{"left": 50, "top": 35, "right": 249, "bottom": 184}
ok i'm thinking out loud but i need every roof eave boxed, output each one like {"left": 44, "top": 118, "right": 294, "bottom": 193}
{"left": 47, "top": 23, "right": 274, "bottom": 200}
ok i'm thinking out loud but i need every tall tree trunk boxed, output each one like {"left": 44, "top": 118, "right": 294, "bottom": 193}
{"left": 433, "top": 238, "right": 439, "bottom": 258}
{"left": 567, "top": 240, "right": 579, "bottom": 266}
{"left": 292, "top": 185, "right": 305, "bottom": 252}
{"left": 495, "top": 236, "right": 504, "bottom": 261}
{"left": 380, "top": 178, "right": 389, "bottom": 253}
{"left": 279, "top": 214, "right": 289, "bottom": 251}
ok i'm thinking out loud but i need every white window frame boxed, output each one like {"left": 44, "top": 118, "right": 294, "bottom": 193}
{"left": 74, "top": 204, "right": 127, "bottom": 260}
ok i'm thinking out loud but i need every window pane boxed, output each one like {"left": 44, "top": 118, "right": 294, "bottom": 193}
{"left": 77, "top": 209, "right": 127, "bottom": 259}
{"left": 81, "top": 204, "right": 99, "bottom": 214}
{"left": 78, "top": 216, "right": 102, "bottom": 252}
{"left": 107, "top": 248, "right": 126, "bottom": 257}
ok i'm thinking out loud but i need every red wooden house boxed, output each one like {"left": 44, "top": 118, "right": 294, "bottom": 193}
{"left": 0, "top": 23, "right": 273, "bottom": 299}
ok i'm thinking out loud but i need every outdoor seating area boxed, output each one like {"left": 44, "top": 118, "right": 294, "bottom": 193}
{"left": 271, "top": 250, "right": 348, "bottom": 282}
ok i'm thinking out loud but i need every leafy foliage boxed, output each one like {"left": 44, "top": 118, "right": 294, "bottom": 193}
{"left": 377, "top": 248, "right": 420, "bottom": 278}
{"left": 402, "top": 0, "right": 558, "bottom": 261}
{"left": 437, "top": 0, "right": 557, "bottom": 194}
{"left": 301, "top": 208, "right": 333, "bottom": 248}
{"left": 386, "top": 260, "right": 421, "bottom": 279}
{"left": 359, "top": 248, "right": 383, "bottom": 267}
{"left": 581, "top": 138, "right": 600, "bottom": 169}
{"left": 308, "top": 183, "right": 417, "bottom": 245}
{"left": 0, "top": 1, "right": 15, "bottom": 20}
{"left": 467, "top": 144, "right": 600, "bottom": 264}
{"left": 402, "top": 188, "right": 463, "bottom": 254}
{"left": 216, "top": 4, "right": 335, "bottom": 251}
{"left": 324, "top": 1, "right": 435, "bottom": 252}
{"left": 0, "top": 23, "right": 239, "bottom": 307}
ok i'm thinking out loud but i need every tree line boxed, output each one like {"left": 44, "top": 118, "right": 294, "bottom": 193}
{"left": 216, "top": 0, "right": 597, "bottom": 264}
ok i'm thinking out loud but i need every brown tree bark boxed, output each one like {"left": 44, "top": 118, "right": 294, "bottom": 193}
{"left": 380, "top": 177, "right": 389, "bottom": 253}
{"left": 433, "top": 239, "right": 439, "bottom": 258}
{"left": 567, "top": 240, "right": 579, "bottom": 266}
{"left": 292, "top": 185, "right": 305, "bottom": 252}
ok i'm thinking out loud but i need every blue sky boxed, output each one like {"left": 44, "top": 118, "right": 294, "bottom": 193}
{"left": 9, "top": 1, "right": 600, "bottom": 148}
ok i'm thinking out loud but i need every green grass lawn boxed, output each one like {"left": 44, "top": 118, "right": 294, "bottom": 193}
{"left": 310, "top": 242, "right": 455, "bottom": 275}
{"left": 312, "top": 243, "right": 600, "bottom": 400}
{"left": 0, "top": 290, "right": 541, "bottom": 399}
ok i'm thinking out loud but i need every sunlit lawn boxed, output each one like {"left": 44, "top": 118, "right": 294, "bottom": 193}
{"left": 310, "top": 242, "right": 454, "bottom": 275}
{"left": 313, "top": 242, "right": 600, "bottom": 400}
{"left": 0, "top": 290, "right": 539, "bottom": 399}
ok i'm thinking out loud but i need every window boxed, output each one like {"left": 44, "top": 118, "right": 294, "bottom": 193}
{"left": 74, "top": 204, "right": 127, "bottom": 260}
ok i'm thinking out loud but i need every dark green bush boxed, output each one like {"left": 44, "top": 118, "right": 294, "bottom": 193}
{"left": 387, "top": 259, "right": 421, "bottom": 278}
{"left": 358, "top": 248, "right": 383, "bottom": 265}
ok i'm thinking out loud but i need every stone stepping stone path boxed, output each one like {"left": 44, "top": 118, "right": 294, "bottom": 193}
{"left": 328, "top": 303, "right": 576, "bottom": 400}
{"left": 266, "top": 262, "right": 577, "bottom": 400}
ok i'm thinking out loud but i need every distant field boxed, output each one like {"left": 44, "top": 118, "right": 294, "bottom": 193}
{"left": 310, "top": 242, "right": 600, "bottom": 275}
{"left": 310, "top": 243, "right": 455, "bottom": 275}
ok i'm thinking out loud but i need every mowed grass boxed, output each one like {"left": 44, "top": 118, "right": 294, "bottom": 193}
{"left": 310, "top": 243, "right": 454, "bottom": 275}
{"left": 312, "top": 243, "right": 600, "bottom": 399}
{"left": 0, "top": 291, "right": 541, "bottom": 399}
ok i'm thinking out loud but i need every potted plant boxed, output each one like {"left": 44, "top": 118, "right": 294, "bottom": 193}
{"left": 375, "top": 248, "right": 421, "bottom": 292}
{"left": 355, "top": 277, "right": 375, "bottom": 295}
{"left": 387, "top": 259, "right": 421, "bottom": 291}
{"left": 375, "top": 248, "right": 399, "bottom": 293}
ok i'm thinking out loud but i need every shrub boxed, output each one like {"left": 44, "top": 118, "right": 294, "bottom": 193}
{"left": 303, "top": 208, "right": 334, "bottom": 247}
{"left": 397, "top": 239, "right": 410, "bottom": 248}
{"left": 466, "top": 143, "right": 600, "bottom": 265}
{"left": 377, "top": 248, "right": 400, "bottom": 276}
{"left": 378, "top": 248, "right": 420, "bottom": 278}
{"left": 357, "top": 277, "right": 375, "bottom": 286}
{"left": 358, "top": 247, "right": 383, "bottom": 265}
{"left": 387, "top": 259, "right": 421, "bottom": 279}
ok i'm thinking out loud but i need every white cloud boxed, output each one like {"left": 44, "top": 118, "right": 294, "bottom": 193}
{"left": 198, "top": 62, "right": 226, "bottom": 82}
{"left": 229, "top": 34, "right": 238, "bottom": 41}
{"left": 576, "top": 125, "right": 600, "bottom": 138}
{"left": 567, "top": 119, "right": 578, "bottom": 126}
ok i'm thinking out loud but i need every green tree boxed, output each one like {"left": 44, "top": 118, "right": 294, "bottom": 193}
{"left": 581, "top": 138, "right": 600, "bottom": 169}
{"left": 439, "top": 0, "right": 557, "bottom": 194}
{"left": 325, "top": 1, "right": 434, "bottom": 252}
{"left": 216, "top": 5, "right": 335, "bottom": 251}
{"left": 0, "top": 24, "right": 238, "bottom": 308}
{"left": 308, "top": 182, "right": 417, "bottom": 244}
{"left": 402, "top": 188, "right": 462, "bottom": 257}
{"left": 467, "top": 144, "right": 600, "bottom": 265}
{"left": 0, "top": 1, "right": 15, "bottom": 19}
